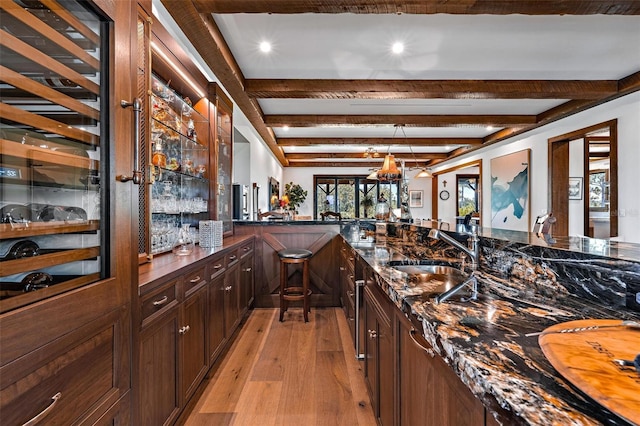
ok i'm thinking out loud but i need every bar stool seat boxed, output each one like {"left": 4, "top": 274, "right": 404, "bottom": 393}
{"left": 278, "top": 248, "right": 312, "bottom": 322}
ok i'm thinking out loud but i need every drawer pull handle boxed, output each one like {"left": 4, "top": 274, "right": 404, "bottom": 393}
{"left": 349, "top": 257, "right": 354, "bottom": 261}
{"left": 347, "top": 291, "right": 354, "bottom": 297}
{"left": 23, "top": 392, "right": 62, "bottom": 426}
{"left": 225, "top": 285, "right": 232, "bottom": 291}
{"left": 152, "top": 296, "right": 169, "bottom": 307}
{"left": 339, "top": 267, "right": 346, "bottom": 271}
{"left": 368, "top": 329, "right": 377, "bottom": 339}
{"left": 409, "top": 328, "right": 435, "bottom": 357}
{"left": 189, "top": 276, "right": 201, "bottom": 283}
{"left": 179, "top": 325, "right": 190, "bottom": 335}
{"left": 243, "top": 267, "right": 252, "bottom": 272}
{"left": 229, "top": 255, "right": 237, "bottom": 261}
{"left": 244, "top": 247, "right": 250, "bottom": 251}
{"left": 348, "top": 274, "right": 354, "bottom": 280}
{"left": 213, "top": 264, "right": 223, "bottom": 270}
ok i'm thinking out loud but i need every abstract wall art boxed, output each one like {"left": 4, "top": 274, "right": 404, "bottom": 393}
{"left": 490, "top": 149, "right": 530, "bottom": 231}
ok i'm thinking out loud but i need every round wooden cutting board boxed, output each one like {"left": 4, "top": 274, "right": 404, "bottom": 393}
{"left": 539, "top": 319, "right": 640, "bottom": 425}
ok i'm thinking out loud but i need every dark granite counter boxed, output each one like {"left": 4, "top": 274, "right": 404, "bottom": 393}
{"left": 346, "top": 224, "right": 640, "bottom": 425}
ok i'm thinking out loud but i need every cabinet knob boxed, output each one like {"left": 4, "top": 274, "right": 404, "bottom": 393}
{"left": 347, "top": 291, "right": 354, "bottom": 297}
{"left": 368, "top": 329, "right": 377, "bottom": 339}
{"left": 340, "top": 267, "right": 346, "bottom": 271}
{"left": 242, "top": 267, "right": 252, "bottom": 272}
{"left": 179, "top": 325, "right": 190, "bottom": 335}
{"left": 152, "top": 296, "right": 168, "bottom": 307}
{"left": 225, "top": 285, "right": 232, "bottom": 291}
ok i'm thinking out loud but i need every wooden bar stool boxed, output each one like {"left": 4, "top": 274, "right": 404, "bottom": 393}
{"left": 277, "top": 248, "right": 313, "bottom": 322}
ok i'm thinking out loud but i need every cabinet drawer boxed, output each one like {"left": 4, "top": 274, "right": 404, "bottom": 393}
{"left": 209, "top": 255, "right": 226, "bottom": 280}
{"left": 226, "top": 250, "right": 239, "bottom": 266}
{"left": 184, "top": 266, "right": 207, "bottom": 297}
{"left": 141, "top": 281, "right": 178, "bottom": 325}
{"left": 239, "top": 242, "right": 253, "bottom": 258}
{"left": 0, "top": 308, "right": 125, "bottom": 426}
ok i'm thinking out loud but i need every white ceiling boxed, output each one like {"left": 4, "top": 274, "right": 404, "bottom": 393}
{"left": 154, "top": 2, "right": 640, "bottom": 165}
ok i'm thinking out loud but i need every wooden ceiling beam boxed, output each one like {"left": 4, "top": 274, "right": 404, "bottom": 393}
{"left": 266, "top": 114, "right": 537, "bottom": 127}
{"left": 246, "top": 79, "right": 617, "bottom": 100}
{"left": 277, "top": 137, "right": 483, "bottom": 146}
{"left": 159, "top": 0, "right": 288, "bottom": 165}
{"left": 285, "top": 152, "right": 448, "bottom": 160}
{"left": 192, "top": 1, "right": 640, "bottom": 15}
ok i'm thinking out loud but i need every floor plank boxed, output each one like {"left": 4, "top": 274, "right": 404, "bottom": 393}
{"left": 183, "top": 308, "right": 376, "bottom": 425}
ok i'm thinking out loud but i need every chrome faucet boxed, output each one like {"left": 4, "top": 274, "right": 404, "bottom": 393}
{"left": 428, "top": 228, "right": 480, "bottom": 304}
{"left": 428, "top": 228, "right": 479, "bottom": 270}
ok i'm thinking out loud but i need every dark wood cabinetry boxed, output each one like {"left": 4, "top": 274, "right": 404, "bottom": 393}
{"left": 180, "top": 275, "right": 208, "bottom": 403}
{"left": 396, "top": 313, "right": 483, "bottom": 426}
{"left": 137, "top": 236, "right": 254, "bottom": 425}
{"left": 208, "top": 253, "right": 227, "bottom": 365}
{"left": 363, "top": 282, "right": 394, "bottom": 426}
{"left": 239, "top": 241, "right": 255, "bottom": 314}
{"left": 223, "top": 250, "right": 241, "bottom": 338}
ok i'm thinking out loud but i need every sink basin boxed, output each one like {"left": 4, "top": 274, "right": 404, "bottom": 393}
{"left": 393, "top": 264, "right": 468, "bottom": 292}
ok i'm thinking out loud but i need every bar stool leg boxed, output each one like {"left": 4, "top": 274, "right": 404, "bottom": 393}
{"left": 279, "top": 260, "right": 286, "bottom": 322}
{"left": 303, "top": 259, "right": 309, "bottom": 322}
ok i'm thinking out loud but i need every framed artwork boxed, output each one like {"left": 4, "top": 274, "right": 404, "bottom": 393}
{"left": 268, "top": 177, "right": 280, "bottom": 210}
{"left": 409, "top": 190, "right": 423, "bottom": 208}
{"left": 568, "top": 177, "right": 583, "bottom": 200}
{"left": 490, "top": 149, "right": 530, "bottom": 232}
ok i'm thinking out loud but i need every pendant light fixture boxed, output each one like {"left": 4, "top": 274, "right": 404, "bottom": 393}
{"left": 376, "top": 125, "right": 403, "bottom": 182}
{"left": 415, "top": 167, "right": 432, "bottom": 178}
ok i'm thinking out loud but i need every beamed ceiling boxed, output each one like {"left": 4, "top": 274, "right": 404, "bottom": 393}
{"left": 158, "top": 0, "right": 640, "bottom": 169}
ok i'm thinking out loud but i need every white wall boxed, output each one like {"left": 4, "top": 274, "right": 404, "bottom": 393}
{"left": 232, "top": 110, "right": 283, "bottom": 217}
{"left": 568, "top": 139, "right": 585, "bottom": 236}
{"left": 430, "top": 91, "right": 640, "bottom": 243}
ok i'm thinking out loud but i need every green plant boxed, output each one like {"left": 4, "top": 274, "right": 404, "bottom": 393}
{"left": 284, "top": 182, "right": 308, "bottom": 212}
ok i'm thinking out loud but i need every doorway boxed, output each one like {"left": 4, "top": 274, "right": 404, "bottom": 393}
{"left": 548, "top": 120, "right": 618, "bottom": 238}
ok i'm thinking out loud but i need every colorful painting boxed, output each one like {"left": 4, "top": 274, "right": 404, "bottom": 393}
{"left": 490, "top": 149, "right": 530, "bottom": 231}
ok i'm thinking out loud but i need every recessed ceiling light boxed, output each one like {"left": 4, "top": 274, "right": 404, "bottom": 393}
{"left": 282, "top": 125, "right": 290, "bottom": 131}
{"left": 392, "top": 42, "right": 404, "bottom": 54}
{"left": 486, "top": 125, "right": 494, "bottom": 131}
{"left": 259, "top": 41, "right": 271, "bottom": 53}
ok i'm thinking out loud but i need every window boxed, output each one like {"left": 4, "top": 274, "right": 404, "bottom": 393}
{"left": 314, "top": 175, "right": 401, "bottom": 219}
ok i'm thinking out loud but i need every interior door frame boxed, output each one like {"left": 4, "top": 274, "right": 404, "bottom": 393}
{"left": 548, "top": 119, "right": 618, "bottom": 238}
{"left": 431, "top": 160, "right": 483, "bottom": 226}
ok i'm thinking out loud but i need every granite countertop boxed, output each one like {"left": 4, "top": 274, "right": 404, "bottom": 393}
{"left": 348, "top": 238, "right": 640, "bottom": 426}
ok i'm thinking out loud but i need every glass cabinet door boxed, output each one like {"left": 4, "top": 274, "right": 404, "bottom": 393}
{"left": 210, "top": 84, "right": 233, "bottom": 234}
{"left": 149, "top": 74, "right": 209, "bottom": 254}
{"left": 0, "top": 0, "right": 107, "bottom": 312}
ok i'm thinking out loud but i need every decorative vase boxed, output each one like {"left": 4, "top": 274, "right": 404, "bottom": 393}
{"left": 173, "top": 223, "right": 194, "bottom": 256}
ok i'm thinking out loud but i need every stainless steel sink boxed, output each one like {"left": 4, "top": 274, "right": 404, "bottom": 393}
{"left": 393, "top": 264, "right": 467, "bottom": 290}
{"left": 393, "top": 264, "right": 477, "bottom": 303}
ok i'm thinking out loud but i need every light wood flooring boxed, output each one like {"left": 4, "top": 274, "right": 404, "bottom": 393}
{"left": 182, "top": 307, "right": 376, "bottom": 425}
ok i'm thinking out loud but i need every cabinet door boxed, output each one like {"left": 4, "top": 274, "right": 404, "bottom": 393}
{"left": 180, "top": 286, "right": 208, "bottom": 403}
{"left": 223, "top": 260, "right": 240, "bottom": 337}
{"left": 239, "top": 252, "right": 254, "bottom": 312}
{"left": 139, "top": 308, "right": 180, "bottom": 426}
{"left": 208, "top": 270, "right": 226, "bottom": 364}
{"left": 397, "top": 313, "right": 485, "bottom": 426}
{"left": 397, "top": 314, "right": 438, "bottom": 426}
{"left": 364, "top": 285, "right": 394, "bottom": 426}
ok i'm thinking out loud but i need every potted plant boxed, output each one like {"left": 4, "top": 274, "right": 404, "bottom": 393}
{"left": 284, "top": 182, "right": 307, "bottom": 215}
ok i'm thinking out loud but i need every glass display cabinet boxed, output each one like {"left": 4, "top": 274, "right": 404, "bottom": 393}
{"left": 0, "top": 0, "right": 106, "bottom": 312}
{"left": 149, "top": 74, "right": 209, "bottom": 255}
{"left": 209, "top": 83, "right": 233, "bottom": 235}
